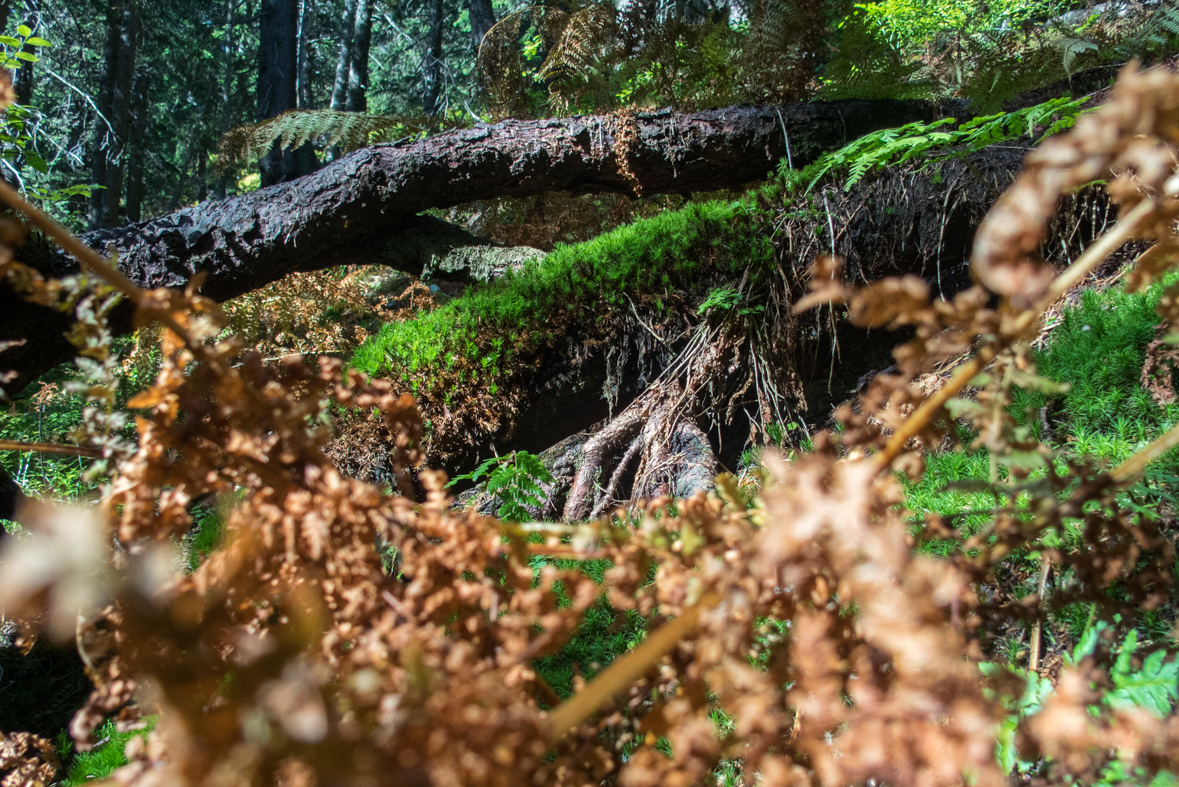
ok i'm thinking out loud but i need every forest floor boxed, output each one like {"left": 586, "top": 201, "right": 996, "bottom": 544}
{"left": 6, "top": 259, "right": 1176, "bottom": 785}
{"left": 3, "top": 88, "right": 1179, "bottom": 784}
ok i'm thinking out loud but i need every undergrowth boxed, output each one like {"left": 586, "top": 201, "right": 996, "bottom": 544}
{"left": 903, "top": 274, "right": 1179, "bottom": 664}
{"left": 57, "top": 718, "right": 155, "bottom": 787}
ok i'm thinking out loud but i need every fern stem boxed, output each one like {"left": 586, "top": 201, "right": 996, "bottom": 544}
{"left": 874, "top": 197, "right": 1157, "bottom": 473}
{"left": 0, "top": 439, "right": 103, "bottom": 458}
{"left": 1112, "top": 420, "right": 1179, "bottom": 482}
{"left": 544, "top": 591, "right": 723, "bottom": 741}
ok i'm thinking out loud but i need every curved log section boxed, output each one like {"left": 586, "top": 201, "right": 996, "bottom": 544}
{"left": 1, "top": 99, "right": 939, "bottom": 392}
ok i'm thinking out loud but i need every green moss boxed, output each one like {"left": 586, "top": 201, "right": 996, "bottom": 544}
{"left": 60, "top": 717, "right": 157, "bottom": 786}
{"left": 350, "top": 198, "right": 773, "bottom": 384}
{"left": 902, "top": 274, "right": 1179, "bottom": 661}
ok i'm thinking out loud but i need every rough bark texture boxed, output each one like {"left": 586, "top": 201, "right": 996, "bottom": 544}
{"left": 296, "top": 0, "right": 313, "bottom": 109}
{"left": 13, "top": 0, "right": 37, "bottom": 106}
{"left": 124, "top": 64, "right": 149, "bottom": 223}
{"left": 345, "top": 0, "right": 371, "bottom": 113}
{"left": 422, "top": 0, "right": 445, "bottom": 115}
{"left": 215, "top": 0, "right": 237, "bottom": 200}
{"left": 1, "top": 99, "right": 938, "bottom": 392}
{"left": 88, "top": 6, "right": 123, "bottom": 229}
{"left": 468, "top": 0, "right": 495, "bottom": 52}
{"left": 330, "top": 0, "right": 358, "bottom": 112}
{"left": 101, "top": 0, "right": 139, "bottom": 225}
{"left": 257, "top": 0, "right": 299, "bottom": 186}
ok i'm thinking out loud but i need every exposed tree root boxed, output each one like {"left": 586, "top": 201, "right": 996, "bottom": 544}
{"left": 563, "top": 325, "right": 740, "bottom": 520}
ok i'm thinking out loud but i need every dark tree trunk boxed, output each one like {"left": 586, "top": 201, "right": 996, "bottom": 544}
{"left": 330, "top": 0, "right": 358, "bottom": 112}
{"left": 124, "top": 64, "right": 148, "bottom": 223}
{"left": 345, "top": 0, "right": 372, "bottom": 113}
{"left": 296, "top": 0, "right": 313, "bottom": 108}
{"left": 1, "top": 99, "right": 940, "bottom": 392}
{"left": 101, "top": 0, "right": 140, "bottom": 226}
{"left": 422, "top": 0, "right": 445, "bottom": 116}
{"left": 468, "top": 0, "right": 495, "bottom": 52}
{"left": 89, "top": 6, "right": 123, "bottom": 229}
{"left": 215, "top": 0, "right": 235, "bottom": 200}
{"left": 196, "top": 144, "right": 208, "bottom": 203}
{"left": 0, "top": 465, "right": 25, "bottom": 529}
{"left": 257, "top": 0, "right": 300, "bottom": 186}
{"left": 13, "top": 0, "right": 38, "bottom": 106}
{"left": 0, "top": 2, "right": 10, "bottom": 35}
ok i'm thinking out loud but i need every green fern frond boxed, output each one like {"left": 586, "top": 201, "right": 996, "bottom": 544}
{"left": 1054, "top": 36, "right": 1100, "bottom": 75}
{"left": 799, "top": 96, "right": 1086, "bottom": 194}
{"left": 217, "top": 110, "right": 420, "bottom": 172}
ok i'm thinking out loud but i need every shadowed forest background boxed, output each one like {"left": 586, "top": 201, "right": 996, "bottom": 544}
{"left": 1, "top": 2, "right": 1179, "bottom": 786}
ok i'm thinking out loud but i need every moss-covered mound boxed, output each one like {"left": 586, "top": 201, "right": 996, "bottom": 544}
{"left": 349, "top": 199, "right": 779, "bottom": 462}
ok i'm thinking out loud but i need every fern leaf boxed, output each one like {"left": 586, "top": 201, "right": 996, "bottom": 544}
{"left": 218, "top": 110, "right": 417, "bottom": 172}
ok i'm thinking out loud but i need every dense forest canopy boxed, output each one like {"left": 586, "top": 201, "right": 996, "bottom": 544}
{"left": 0, "top": 2, "right": 1178, "bottom": 787}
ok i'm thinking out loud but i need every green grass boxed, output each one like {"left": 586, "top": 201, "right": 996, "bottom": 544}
{"left": 907, "top": 277, "right": 1179, "bottom": 528}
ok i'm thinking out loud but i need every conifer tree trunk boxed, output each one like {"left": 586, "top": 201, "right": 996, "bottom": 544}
{"left": 296, "top": 0, "right": 313, "bottom": 108}
{"left": 422, "top": 0, "right": 446, "bottom": 116}
{"left": 258, "top": 0, "right": 300, "bottom": 186}
{"left": 88, "top": 5, "right": 122, "bottom": 229}
{"left": 330, "top": 0, "right": 358, "bottom": 112}
{"left": 124, "top": 65, "right": 148, "bottom": 223}
{"left": 468, "top": 0, "right": 495, "bottom": 52}
{"left": 345, "top": 0, "right": 372, "bottom": 113}
{"left": 13, "top": 0, "right": 37, "bottom": 106}
{"left": 101, "top": 0, "right": 140, "bottom": 226}
{"left": 5, "top": 98, "right": 943, "bottom": 392}
{"left": 257, "top": 0, "right": 317, "bottom": 183}
{"left": 215, "top": 0, "right": 236, "bottom": 200}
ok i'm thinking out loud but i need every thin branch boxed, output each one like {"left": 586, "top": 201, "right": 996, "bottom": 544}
{"left": 40, "top": 66, "right": 115, "bottom": 135}
{"left": 873, "top": 197, "right": 1157, "bottom": 472}
{"left": 1028, "top": 556, "right": 1051, "bottom": 671}
{"left": 544, "top": 591, "right": 722, "bottom": 741}
{"left": 0, "top": 439, "right": 102, "bottom": 458}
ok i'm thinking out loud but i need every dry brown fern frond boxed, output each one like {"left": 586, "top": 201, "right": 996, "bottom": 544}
{"left": 3, "top": 62, "right": 1179, "bottom": 787}
{"left": 739, "top": 0, "right": 827, "bottom": 103}
{"left": 476, "top": 9, "right": 533, "bottom": 120}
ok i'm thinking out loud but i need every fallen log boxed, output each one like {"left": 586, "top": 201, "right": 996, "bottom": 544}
{"left": 1, "top": 99, "right": 940, "bottom": 393}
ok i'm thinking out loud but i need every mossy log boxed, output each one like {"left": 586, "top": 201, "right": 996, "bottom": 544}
{"left": 335, "top": 143, "right": 1117, "bottom": 507}
{"left": 1, "top": 99, "right": 941, "bottom": 393}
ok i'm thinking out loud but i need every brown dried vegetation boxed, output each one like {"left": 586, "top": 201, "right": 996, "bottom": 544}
{"left": 2, "top": 64, "right": 1179, "bottom": 787}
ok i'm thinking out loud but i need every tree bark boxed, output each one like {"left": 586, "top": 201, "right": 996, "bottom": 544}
{"left": 468, "top": 0, "right": 495, "bottom": 52}
{"left": 13, "top": 0, "right": 38, "bottom": 106}
{"left": 2, "top": 99, "right": 938, "bottom": 392}
{"left": 101, "top": 0, "right": 140, "bottom": 226}
{"left": 296, "top": 0, "right": 313, "bottom": 109}
{"left": 345, "top": 0, "right": 372, "bottom": 113}
{"left": 258, "top": 0, "right": 300, "bottom": 186}
{"left": 330, "top": 0, "right": 358, "bottom": 112}
{"left": 124, "top": 64, "right": 148, "bottom": 223}
{"left": 215, "top": 0, "right": 237, "bottom": 200}
{"left": 422, "top": 0, "right": 445, "bottom": 116}
{"left": 89, "top": 6, "right": 123, "bottom": 229}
